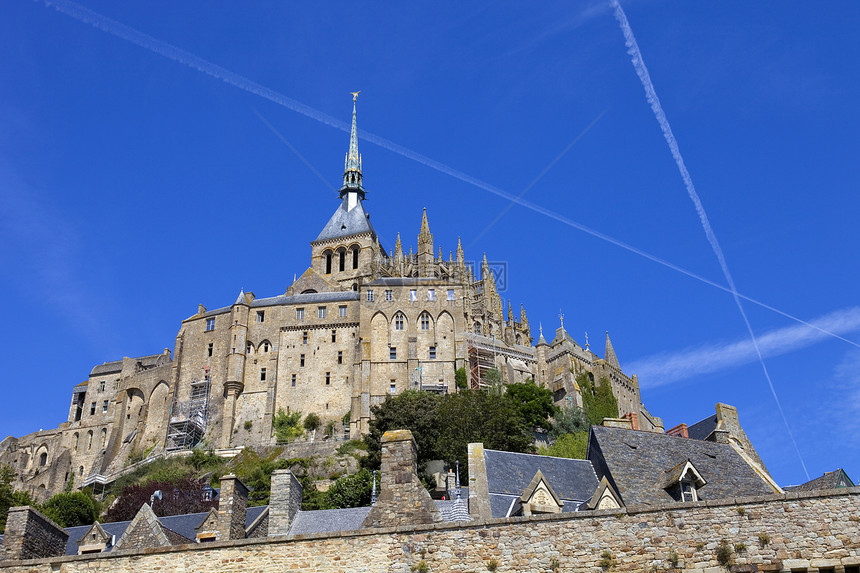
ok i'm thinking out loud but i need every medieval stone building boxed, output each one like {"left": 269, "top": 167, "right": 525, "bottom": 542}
{"left": 0, "top": 100, "right": 661, "bottom": 499}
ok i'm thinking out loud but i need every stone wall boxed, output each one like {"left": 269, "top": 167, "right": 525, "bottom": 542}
{"left": 268, "top": 469, "right": 302, "bottom": 537}
{"left": 0, "top": 507, "right": 68, "bottom": 561}
{"left": 2, "top": 489, "right": 860, "bottom": 572}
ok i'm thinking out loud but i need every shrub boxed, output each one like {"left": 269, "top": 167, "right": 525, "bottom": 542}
{"left": 41, "top": 491, "right": 100, "bottom": 527}
{"left": 273, "top": 408, "right": 303, "bottom": 443}
{"left": 757, "top": 532, "right": 770, "bottom": 548}
{"left": 304, "top": 413, "right": 321, "bottom": 433}
{"left": 538, "top": 431, "right": 588, "bottom": 460}
{"left": 455, "top": 367, "right": 468, "bottom": 389}
{"left": 716, "top": 540, "right": 732, "bottom": 567}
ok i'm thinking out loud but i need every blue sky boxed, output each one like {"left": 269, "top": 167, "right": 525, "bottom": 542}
{"left": 1, "top": 1, "right": 858, "bottom": 488}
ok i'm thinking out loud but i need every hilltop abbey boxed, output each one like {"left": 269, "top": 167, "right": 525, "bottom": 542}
{"left": 0, "top": 101, "right": 663, "bottom": 499}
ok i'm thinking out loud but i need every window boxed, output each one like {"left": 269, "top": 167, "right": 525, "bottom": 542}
{"left": 318, "top": 306, "right": 327, "bottom": 319}
{"left": 79, "top": 466, "right": 84, "bottom": 477}
{"left": 325, "top": 252, "right": 332, "bottom": 274}
{"left": 410, "top": 289, "right": 417, "bottom": 301}
{"left": 352, "top": 248, "right": 359, "bottom": 269}
{"left": 300, "top": 354, "right": 305, "bottom": 367}
{"left": 208, "top": 343, "right": 213, "bottom": 357}
{"left": 296, "top": 307, "right": 305, "bottom": 320}
{"left": 263, "top": 342, "right": 270, "bottom": 353}
{"left": 303, "top": 332, "right": 308, "bottom": 345}
{"left": 429, "top": 346, "right": 436, "bottom": 360}
{"left": 390, "top": 347, "right": 397, "bottom": 360}
{"left": 256, "top": 311, "right": 264, "bottom": 322}
{"left": 332, "top": 329, "right": 337, "bottom": 343}
{"left": 87, "top": 431, "right": 93, "bottom": 450}
{"left": 385, "top": 290, "right": 393, "bottom": 301}
{"left": 680, "top": 479, "right": 697, "bottom": 502}
{"left": 337, "top": 351, "right": 343, "bottom": 364}
{"left": 366, "top": 289, "right": 374, "bottom": 302}
{"left": 395, "top": 314, "right": 404, "bottom": 330}
{"left": 339, "top": 305, "right": 347, "bottom": 317}
{"left": 325, "top": 372, "right": 330, "bottom": 386}
{"left": 291, "top": 374, "right": 296, "bottom": 387}
{"left": 39, "top": 452, "right": 47, "bottom": 467}
{"left": 339, "top": 250, "right": 346, "bottom": 272}
{"left": 447, "top": 289, "right": 455, "bottom": 301}
{"left": 420, "top": 313, "right": 430, "bottom": 330}
{"left": 260, "top": 368, "right": 267, "bottom": 381}
{"left": 389, "top": 381, "right": 396, "bottom": 394}
{"left": 90, "top": 402, "right": 96, "bottom": 416}
{"left": 205, "top": 318, "right": 215, "bottom": 331}
{"left": 247, "top": 342, "right": 254, "bottom": 354}
{"left": 428, "top": 289, "right": 435, "bottom": 301}
{"left": 102, "top": 400, "right": 109, "bottom": 413}
{"left": 101, "top": 428, "right": 107, "bottom": 447}
{"left": 475, "top": 323, "right": 481, "bottom": 334}
{"left": 98, "top": 381, "right": 105, "bottom": 392}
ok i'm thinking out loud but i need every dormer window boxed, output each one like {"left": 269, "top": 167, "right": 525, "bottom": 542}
{"left": 662, "top": 459, "right": 707, "bottom": 503}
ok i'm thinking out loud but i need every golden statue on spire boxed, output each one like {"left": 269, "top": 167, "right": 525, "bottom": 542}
{"left": 351, "top": 91, "right": 361, "bottom": 102}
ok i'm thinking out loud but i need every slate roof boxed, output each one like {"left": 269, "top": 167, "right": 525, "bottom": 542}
{"left": 785, "top": 469, "right": 855, "bottom": 492}
{"left": 687, "top": 414, "right": 718, "bottom": 441}
{"left": 587, "top": 425, "right": 776, "bottom": 507}
{"left": 288, "top": 507, "right": 370, "bottom": 536}
{"left": 60, "top": 505, "right": 268, "bottom": 556}
{"left": 483, "top": 449, "right": 599, "bottom": 517}
{"left": 314, "top": 197, "right": 376, "bottom": 243}
{"left": 196, "top": 291, "right": 360, "bottom": 319}
{"left": 89, "top": 354, "right": 168, "bottom": 377}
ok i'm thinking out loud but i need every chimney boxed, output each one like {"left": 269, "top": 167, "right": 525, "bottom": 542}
{"left": 0, "top": 506, "right": 69, "bottom": 560}
{"left": 216, "top": 475, "right": 248, "bottom": 540}
{"left": 198, "top": 304, "right": 207, "bottom": 315}
{"left": 361, "top": 430, "right": 441, "bottom": 528}
{"left": 621, "top": 412, "right": 639, "bottom": 431}
{"left": 666, "top": 423, "right": 689, "bottom": 438}
{"left": 268, "top": 469, "right": 302, "bottom": 537}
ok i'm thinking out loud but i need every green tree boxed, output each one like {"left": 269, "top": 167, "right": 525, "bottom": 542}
{"left": 41, "top": 490, "right": 100, "bottom": 527}
{"left": 435, "top": 389, "right": 533, "bottom": 482}
{"left": 0, "top": 464, "right": 36, "bottom": 534}
{"left": 504, "top": 381, "right": 558, "bottom": 431}
{"left": 325, "top": 468, "right": 373, "bottom": 509}
{"left": 362, "top": 390, "right": 442, "bottom": 475}
{"left": 304, "top": 412, "right": 321, "bottom": 433}
{"left": 550, "top": 403, "right": 589, "bottom": 438}
{"left": 538, "top": 431, "right": 588, "bottom": 460}
{"left": 273, "top": 408, "right": 304, "bottom": 443}
{"left": 578, "top": 373, "right": 619, "bottom": 425}
{"left": 455, "top": 367, "right": 468, "bottom": 390}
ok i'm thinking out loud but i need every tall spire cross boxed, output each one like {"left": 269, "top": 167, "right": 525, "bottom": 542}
{"left": 340, "top": 93, "right": 365, "bottom": 201}
{"left": 559, "top": 309, "right": 564, "bottom": 329}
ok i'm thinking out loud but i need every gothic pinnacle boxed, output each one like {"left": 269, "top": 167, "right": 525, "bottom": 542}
{"left": 605, "top": 331, "right": 620, "bottom": 369}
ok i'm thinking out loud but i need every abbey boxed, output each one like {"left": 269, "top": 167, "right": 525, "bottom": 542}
{"left": 0, "top": 101, "right": 661, "bottom": 499}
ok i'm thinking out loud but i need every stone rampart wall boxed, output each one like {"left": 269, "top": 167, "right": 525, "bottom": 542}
{"left": 2, "top": 489, "right": 859, "bottom": 572}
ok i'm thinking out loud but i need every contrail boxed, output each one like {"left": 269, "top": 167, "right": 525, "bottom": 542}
{"left": 36, "top": 0, "right": 858, "bottom": 357}
{"left": 610, "top": 0, "right": 809, "bottom": 479}
{"left": 629, "top": 307, "right": 860, "bottom": 388}
{"left": 252, "top": 108, "right": 336, "bottom": 192}
{"left": 469, "top": 110, "right": 607, "bottom": 248}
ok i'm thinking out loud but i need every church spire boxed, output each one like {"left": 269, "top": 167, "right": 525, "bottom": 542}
{"left": 340, "top": 93, "right": 365, "bottom": 200}
{"left": 605, "top": 331, "right": 620, "bottom": 369}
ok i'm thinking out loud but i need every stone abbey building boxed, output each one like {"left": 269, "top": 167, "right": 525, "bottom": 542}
{"left": 0, "top": 101, "right": 662, "bottom": 499}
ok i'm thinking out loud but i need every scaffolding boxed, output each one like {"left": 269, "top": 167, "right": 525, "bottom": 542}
{"left": 166, "top": 372, "right": 211, "bottom": 451}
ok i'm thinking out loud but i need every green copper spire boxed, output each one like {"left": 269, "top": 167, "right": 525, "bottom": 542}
{"left": 340, "top": 93, "right": 365, "bottom": 199}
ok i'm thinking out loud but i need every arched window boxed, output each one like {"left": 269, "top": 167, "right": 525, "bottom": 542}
{"left": 87, "top": 430, "right": 93, "bottom": 450}
{"left": 352, "top": 247, "right": 359, "bottom": 269}
{"left": 420, "top": 312, "right": 431, "bottom": 331}
{"left": 325, "top": 252, "right": 332, "bottom": 274}
{"left": 39, "top": 452, "right": 47, "bottom": 467}
{"left": 339, "top": 250, "right": 346, "bottom": 272}
{"left": 79, "top": 466, "right": 84, "bottom": 477}
{"left": 246, "top": 342, "right": 254, "bottom": 355}
{"left": 474, "top": 322, "right": 482, "bottom": 335}
{"left": 101, "top": 428, "right": 107, "bottom": 448}
{"left": 73, "top": 432, "right": 79, "bottom": 454}
{"left": 394, "top": 313, "right": 405, "bottom": 331}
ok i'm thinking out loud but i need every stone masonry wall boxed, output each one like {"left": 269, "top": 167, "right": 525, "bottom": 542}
{"left": 0, "top": 507, "right": 68, "bottom": 561}
{"left": 2, "top": 489, "right": 860, "bottom": 572}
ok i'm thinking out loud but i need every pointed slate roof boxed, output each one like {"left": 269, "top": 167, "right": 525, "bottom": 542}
{"left": 314, "top": 197, "right": 376, "bottom": 243}
{"left": 604, "top": 331, "right": 620, "bottom": 369}
{"left": 587, "top": 425, "right": 777, "bottom": 507}
{"left": 233, "top": 289, "right": 249, "bottom": 306}
{"left": 483, "top": 449, "right": 599, "bottom": 517}
{"left": 785, "top": 469, "right": 855, "bottom": 492}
